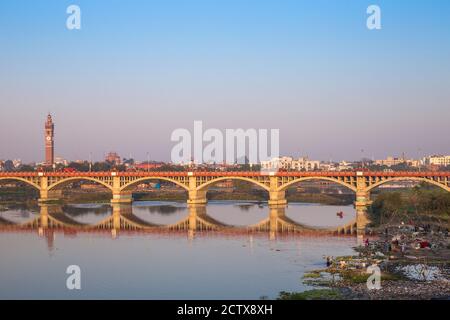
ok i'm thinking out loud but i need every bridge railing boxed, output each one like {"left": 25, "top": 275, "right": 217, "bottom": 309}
{"left": 1, "top": 171, "right": 449, "bottom": 178}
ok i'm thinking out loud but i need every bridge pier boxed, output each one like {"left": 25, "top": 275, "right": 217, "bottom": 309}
{"left": 269, "top": 176, "right": 287, "bottom": 206}
{"left": 268, "top": 190, "right": 287, "bottom": 206}
{"left": 354, "top": 174, "right": 372, "bottom": 235}
{"left": 354, "top": 190, "right": 371, "bottom": 234}
{"left": 111, "top": 203, "right": 133, "bottom": 216}
{"left": 187, "top": 190, "right": 207, "bottom": 205}
{"left": 356, "top": 205, "right": 370, "bottom": 235}
{"left": 111, "top": 191, "right": 133, "bottom": 204}
{"left": 39, "top": 189, "right": 62, "bottom": 203}
{"left": 355, "top": 190, "right": 372, "bottom": 207}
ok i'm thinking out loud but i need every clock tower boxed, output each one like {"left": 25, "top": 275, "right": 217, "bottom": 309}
{"left": 45, "top": 114, "right": 55, "bottom": 166}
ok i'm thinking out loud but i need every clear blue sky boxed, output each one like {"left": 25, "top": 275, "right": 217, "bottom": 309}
{"left": 1, "top": 0, "right": 449, "bottom": 162}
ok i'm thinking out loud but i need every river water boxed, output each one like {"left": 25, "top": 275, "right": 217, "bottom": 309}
{"left": 0, "top": 201, "right": 357, "bottom": 299}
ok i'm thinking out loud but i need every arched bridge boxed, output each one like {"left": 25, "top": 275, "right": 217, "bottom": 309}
{"left": 1, "top": 171, "right": 449, "bottom": 207}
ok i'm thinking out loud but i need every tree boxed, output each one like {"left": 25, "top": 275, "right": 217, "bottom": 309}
{"left": 19, "top": 164, "right": 35, "bottom": 172}
{"left": 370, "top": 192, "right": 405, "bottom": 225}
{"left": 3, "top": 160, "right": 14, "bottom": 171}
{"left": 92, "top": 162, "right": 112, "bottom": 171}
{"left": 67, "top": 161, "right": 90, "bottom": 172}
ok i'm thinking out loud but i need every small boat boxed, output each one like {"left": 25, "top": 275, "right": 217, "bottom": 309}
{"left": 336, "top": 211, "right": 344, "bottom": 218}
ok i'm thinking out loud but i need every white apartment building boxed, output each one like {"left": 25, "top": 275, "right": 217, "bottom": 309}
{"left": 338, "top": 161, "right": 354, "bottom": 171}
{"left": 261, "top": 157, "right": 319, "bottom": 171}
{"left": 292, "top": 157, "right": 320, "bottom": 171}
{"left": 425, "top": 155, "right": 450, "bottom": 167}
{"left": 374, "top": 156, "right": 421, "bottom": 168}
{"left": 319, "top": 162, "right": 336, "bottom": 171}
{"left": 374, "top": 156, "right": 405, "bottom": 167}
{"left": 260, "top": 157, "right": 293, "bottom": 170}
{"left": 54, "top": 157, "right": 68, "bottom": 166}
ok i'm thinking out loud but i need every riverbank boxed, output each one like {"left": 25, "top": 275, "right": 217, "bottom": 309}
{"left": 280, "top": 223, "right": 450, "bottom": 300}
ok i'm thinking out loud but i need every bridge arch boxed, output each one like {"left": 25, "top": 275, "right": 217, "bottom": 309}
{"left": 0, "top": 177, "right": 41, "bottom": 190}
{"left": 366, "top": 177, "right": 450, "bottom": 193}
{"left": 47, "top": 177, "right": 114, "bottom": 192}
{"left": 45, "top": 213, "right": 88, "bottom": 228}
{"left": 277, "top": 177, "right": 357, "bottom": 193}
{"left": 0, "top": 215, "right": 40, "bottom": 227}
{"left": 120, "top": 177, "right": 190, "bottom": 192}
{"left": 196, "top": 177, "right": 270, "bottom": 192}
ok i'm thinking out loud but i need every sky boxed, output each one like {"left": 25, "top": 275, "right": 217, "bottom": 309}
{"left": 0, "top": 0, "right": 449, "bottom": 163}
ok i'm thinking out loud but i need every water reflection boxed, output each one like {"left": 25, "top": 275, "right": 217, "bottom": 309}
{"left": 62, "top": 204, "right": 112, "bottom": 224}
{"left": 133, "top": 201, "right": 188, "bottom": 225}
{"left": 0, "top": 201, "right": 362, "bottom": 240}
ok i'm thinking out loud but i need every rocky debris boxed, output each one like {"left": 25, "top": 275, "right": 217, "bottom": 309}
{"left": 339, "top": 280, "right": 450, "bottom": 300}
{"left": 398, "top": 264, "right": 445, "bottom": 281}
{"left": 307, "top": 222, "right": 450, "bottom": 299}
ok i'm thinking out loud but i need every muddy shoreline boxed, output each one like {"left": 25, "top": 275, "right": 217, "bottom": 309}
{"left": 289, "top": 224, "right": 450, "bottom": 300}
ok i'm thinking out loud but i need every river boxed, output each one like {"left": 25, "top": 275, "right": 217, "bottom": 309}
{"left": 0, "top": 201, "right": 357, "bottom": 299}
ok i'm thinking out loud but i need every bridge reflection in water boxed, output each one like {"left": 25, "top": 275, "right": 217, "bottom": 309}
{"left": 0, "top": 204, "right": 365, "bottom": 243}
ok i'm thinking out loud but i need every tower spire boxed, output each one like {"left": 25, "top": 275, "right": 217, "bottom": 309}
{"left": 45, "top": 114, "right": 55, "bottom": 166}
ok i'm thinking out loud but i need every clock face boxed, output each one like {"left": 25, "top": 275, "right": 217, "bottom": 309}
{"left": 46, "top": 136, "right": 51, "bottom": 141}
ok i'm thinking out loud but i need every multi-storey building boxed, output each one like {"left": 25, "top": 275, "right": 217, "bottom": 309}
{"left": 425, "top": 155, "right": 450, "bottom": 167}
{"left": 374, "top": 156, "right": 421, "bottom": 168}
{"left": 261, "top": 156, "right": 319, "bottom": 171}
{"left": 105, "top": 152, "right": 122, "bottom": 165}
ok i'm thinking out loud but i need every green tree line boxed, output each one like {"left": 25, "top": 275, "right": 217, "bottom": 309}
{"left": 369, "top": 183, "right": 450, "bottom": 226}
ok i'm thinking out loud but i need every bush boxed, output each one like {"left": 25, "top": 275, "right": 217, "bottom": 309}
{"left": 369, "top": 186, "right": 450, "bottom": 226}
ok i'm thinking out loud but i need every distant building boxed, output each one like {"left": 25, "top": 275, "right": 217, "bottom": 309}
{"left": 261, "top": 156, "right": 293, "bottom": 170}
{"left": 132, "top": 162, "right": 164, "bottom": 170}
{"left": 374, "top": 156, "right": 421, "bottom": 168}
{"left": 54, "top": 157, "right": 68, "bottom": 166}
{"left": 319, "top": 162, "right": 336, "bottom": 171}
{"left": 261, "top": 156, "right": 319, "bottom": 171}
{"left": 338, "top": 161, "right": 354, "bottom": 171}
{"left": 319, "top": 161, "right": 354, "bottom": 172}
{"left": 374, "top": 156, "right": 405, "bottom": 167}
{"left": 425, "top": 155, "right": 450, "bottom": 167}
{"left": 105, "top": 152, "right": 121, "bottom": 165}
{"left": 292, "top": 157, "right": 320, "bottom": 171}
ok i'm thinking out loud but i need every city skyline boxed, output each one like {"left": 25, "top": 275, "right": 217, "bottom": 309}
{"left": 1, "top": 1, "right": 450, "bottom": 162}
{"left": 1, "top": 112, "right": 450, "bottom": 164}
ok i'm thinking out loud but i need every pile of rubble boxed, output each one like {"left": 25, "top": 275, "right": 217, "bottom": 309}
{"left": 346, "top": 279, "right": 450, "bottom": 300}
{"left": 315, "top": 223, "right": 450, "bottom": 299}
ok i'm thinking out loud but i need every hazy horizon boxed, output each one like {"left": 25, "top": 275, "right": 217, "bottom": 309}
{"left": 1, "top": 0, "right": 450, "bottom": 163}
